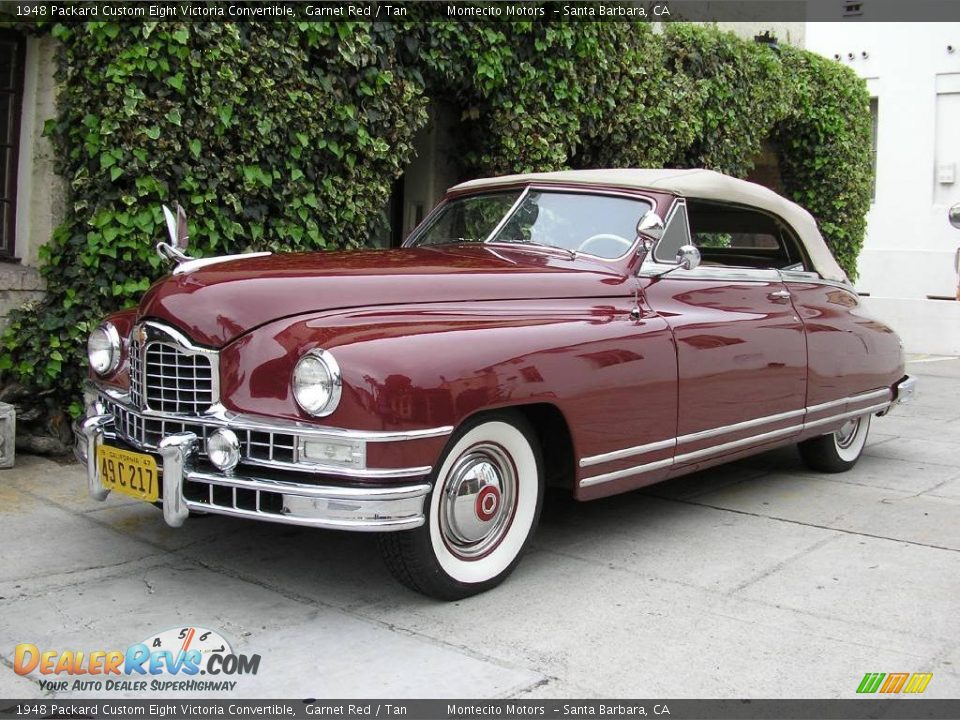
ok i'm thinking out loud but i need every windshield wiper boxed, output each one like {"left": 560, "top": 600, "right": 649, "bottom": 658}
{"left": 494, "top": 238, "right": 577, "bottom": 260}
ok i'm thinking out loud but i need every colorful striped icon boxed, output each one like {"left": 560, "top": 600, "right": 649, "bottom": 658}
{"left": 857, "top": 672, "right": 933, "bottom": 694}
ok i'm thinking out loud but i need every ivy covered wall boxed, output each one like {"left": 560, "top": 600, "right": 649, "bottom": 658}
{"left": 0, "top": 20, "right": 873, "bottom": 434}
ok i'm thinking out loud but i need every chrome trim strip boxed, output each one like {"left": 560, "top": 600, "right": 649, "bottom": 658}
{"left": 180, "top": 499, "right": 425, "bottom": 532}
{"left": 579, "top": 458, "right": 674, "bottom": 488}
{"left": 673, "top": 424, "right": 802, "bottom": 465}
{"left": 579, "top": 438, "right": 675, "bottom": 468}
{"left": 235, "top": 457, "right": 432, "bottom": 479}
{"left": 779, "top": 270, "right": 857, "bottom": 292}
{"left": 805, "top": 388, "right": 891, "bottom": 415}
{"left": 638, "top": 261, "right": 783, "bottom": 282}
{"left": 676, "top": 407, "right": 805, "bottom": 446}
{"left": 579, "top": 407, "right": 807, "bottom": 468}
{"left": 578, "top": 388, "right": 895, "bottom": 488}
{"left": 483, "top": 186, "right": 530, "bottom": 243}
{"left": 92, "top": 383, "right": 453, "bottom": 442}
{"left": 803, "top": 402, "right": 891, "bottom": 431}
{"left": 187, "top": 470, "right": 431, "bottom": 502}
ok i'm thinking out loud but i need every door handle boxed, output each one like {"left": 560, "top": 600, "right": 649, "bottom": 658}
{"left": 768, "top": 290, "right": 792, "bottom": 303}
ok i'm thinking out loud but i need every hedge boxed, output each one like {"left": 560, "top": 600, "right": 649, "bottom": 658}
{"left": 0, "top": 20, "right": 873, "bottom": 428}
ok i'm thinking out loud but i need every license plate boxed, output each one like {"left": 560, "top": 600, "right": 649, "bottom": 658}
{"left": 98, "top": 445, "right": 159, "bottom": 503}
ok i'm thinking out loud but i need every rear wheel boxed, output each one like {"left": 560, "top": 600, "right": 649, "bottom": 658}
{"left": 378, "top": 412, "right": 543, "bottom": 600}
{"left": 798, "top": 414, "right": 871, "bottom": 473}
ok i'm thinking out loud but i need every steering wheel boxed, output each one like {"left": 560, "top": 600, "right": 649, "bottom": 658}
{"left": 577, "top": 233, "right": 633, "bottom": 254}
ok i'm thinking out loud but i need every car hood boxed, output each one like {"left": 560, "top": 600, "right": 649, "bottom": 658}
{"left": 137, "top": 245, "right": 633, "bottom": 347}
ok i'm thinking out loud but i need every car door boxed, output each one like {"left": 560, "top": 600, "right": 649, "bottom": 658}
{"left": 639, "top": 199, "right": 808, "bottom": 471}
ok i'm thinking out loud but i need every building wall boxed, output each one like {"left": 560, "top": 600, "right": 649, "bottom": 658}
{"left": 714, "top": 21, "right": 805, "bottom": 48}
{"left": 806, "top": 22, "right": 960, "bottom": 355}
{"left": 0, "top": 34, "right": 64, "bottom": 327}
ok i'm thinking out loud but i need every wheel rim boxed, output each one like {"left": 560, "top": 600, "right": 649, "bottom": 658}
{"left": 835, "top": 418, "right": 861, "bottom": 449}
{"left": 439, "top": 443, "right": 517, "bottom": 560}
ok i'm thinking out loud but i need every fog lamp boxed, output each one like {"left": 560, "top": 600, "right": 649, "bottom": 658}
{"left": 206, "top": 428, "right": 241, "bottom": 473}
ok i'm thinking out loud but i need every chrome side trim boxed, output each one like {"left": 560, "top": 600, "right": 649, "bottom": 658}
{"left": 673, "top": 424, "right": 802, "bottom": 465}
{"left": 803, "top": 402, "right": 891, "bottom": 431}
{"left": 578, "top": 388, "right": 894, "bottom": 488}
{"left": 580, "top": 438, "right": 675, "bottom": 468}
{"left": 578, "top": 407, "right": 805, "bottom": 468}
{"left": 805, "top": 388, "right": 891, "bottom": 415}
{"left": 579, "top": 458, "right": 674, "bottom": 488}
{"left": 676, "top": 407, "right": 805, "bottom": 446}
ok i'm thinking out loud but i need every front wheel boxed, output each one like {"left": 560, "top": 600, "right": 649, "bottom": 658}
{"left": 798, "top": 414, "right": 871, "bottom": 473}
{"left": 378, "top": 412, "right": 544, "bottom": 600}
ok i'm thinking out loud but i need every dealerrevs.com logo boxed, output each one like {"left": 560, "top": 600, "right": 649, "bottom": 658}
{"left": 14, "top": 626, "right": 261, "bottom": 693}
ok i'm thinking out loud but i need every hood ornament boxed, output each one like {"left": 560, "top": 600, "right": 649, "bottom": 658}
{"left": 157, "top": 203, "right": 192, "bottom": 265}
{"left": 155, "top": 202, "right": 273, "bottom": 276}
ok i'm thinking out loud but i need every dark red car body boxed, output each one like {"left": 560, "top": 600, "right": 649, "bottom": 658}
{"left": 91, "top": 179, "right": 905, "bottom": 502}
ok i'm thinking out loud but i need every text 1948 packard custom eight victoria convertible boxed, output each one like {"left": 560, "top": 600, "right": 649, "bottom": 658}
{"left": 77, "top": 169, "right": 916, "bottom": 599}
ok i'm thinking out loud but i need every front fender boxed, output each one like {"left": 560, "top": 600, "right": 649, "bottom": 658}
{"left": 218, "top": 299, "right": 678, "bottom": 488}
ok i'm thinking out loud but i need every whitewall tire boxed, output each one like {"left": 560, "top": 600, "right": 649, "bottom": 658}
{"left": 798, "top": 414, "right": 871, "bottom": 473}
{"left": 378, "top": 411, "right": 544, "bottom": 600}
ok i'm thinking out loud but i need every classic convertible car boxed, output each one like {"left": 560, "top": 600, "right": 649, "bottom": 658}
{"left": 76, "top": 169, "right": 916, "bottom": 599}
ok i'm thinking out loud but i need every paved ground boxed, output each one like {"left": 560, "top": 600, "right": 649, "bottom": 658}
{"left": 1, "top": 357, "right": 959, "bottom": 700}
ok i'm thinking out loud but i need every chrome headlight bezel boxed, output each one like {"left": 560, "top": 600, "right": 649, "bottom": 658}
{"left": 87, "top": 322, "right": 122, "bottom": 376}
{"left": 292, "top": 348, "right": 342, "bottom": 418}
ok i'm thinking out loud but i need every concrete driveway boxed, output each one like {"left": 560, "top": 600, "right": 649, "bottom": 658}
{"left": 1, "top": 357, "right": 958, "bottom": 699}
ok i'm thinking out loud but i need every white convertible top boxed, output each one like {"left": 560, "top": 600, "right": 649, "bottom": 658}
{"left": 451, "top": 168, "right": 848, "bottom": 282}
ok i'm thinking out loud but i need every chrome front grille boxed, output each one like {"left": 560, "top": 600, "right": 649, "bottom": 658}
{"left": 108, "top": 400, "right": 296, "bottom": 464}
{"left": 144, "top": 343, "right": 215, "bottom": 413}
{"left": 128, "top": 322, "right": 219, "bottom": 414}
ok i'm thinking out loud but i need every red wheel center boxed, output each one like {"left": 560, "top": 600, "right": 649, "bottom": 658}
{"left": 475, "top": 486, "right": 500, "bottom": 522}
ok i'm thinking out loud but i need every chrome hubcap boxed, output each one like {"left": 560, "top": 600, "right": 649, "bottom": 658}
{"left": 440, "top": 443, "right": 516, "bottom": 559}
{"left": 835, "top": 418, "right": 861, "bottom": 449}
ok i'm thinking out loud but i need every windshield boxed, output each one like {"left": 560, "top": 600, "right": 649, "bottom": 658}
{"left": 409, "top": 189, "right": 652, "bottom": 260}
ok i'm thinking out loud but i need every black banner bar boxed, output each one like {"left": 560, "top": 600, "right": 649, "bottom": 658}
{"left": 3, "top": 699, "right": 960, "bottom": 720}
{"left": 3, "top": 0, "right": 960, "bottom": 23}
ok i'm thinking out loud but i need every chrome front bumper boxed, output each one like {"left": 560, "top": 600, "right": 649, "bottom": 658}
{"left": 75, "top": 415, "right": 431, "bottom": 532}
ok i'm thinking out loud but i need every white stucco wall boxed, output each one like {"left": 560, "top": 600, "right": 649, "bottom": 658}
{"left": 806, "top": 22, "right": 960, "bottom": 355}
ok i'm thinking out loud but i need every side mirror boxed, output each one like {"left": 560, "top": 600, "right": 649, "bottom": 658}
{"left": 676, "top": 244, "right": 701, "bottom": 271}
{"left": 950, "top": 203, "right": 960, "bottom": 230}
{"left": 637, "top": 210, "right": 665, "bottom": 241}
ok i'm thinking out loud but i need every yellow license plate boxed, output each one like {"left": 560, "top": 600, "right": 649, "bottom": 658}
{"left": 98, "top": 445, "right": 159, "bottom": 503}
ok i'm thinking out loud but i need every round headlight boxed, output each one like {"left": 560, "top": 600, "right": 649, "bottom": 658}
{"left": 206, "top": 428, "right": 240, "bottom": 473}
{"left": 292, "top": 349, "right": 342, "bottom": 417}
{"left": 87, "top": 323, "right": 121, "bottom": 376}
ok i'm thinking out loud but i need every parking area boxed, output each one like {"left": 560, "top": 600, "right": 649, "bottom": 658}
{"left": 1, "top": 357, "right": 959, "bottom": 699}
